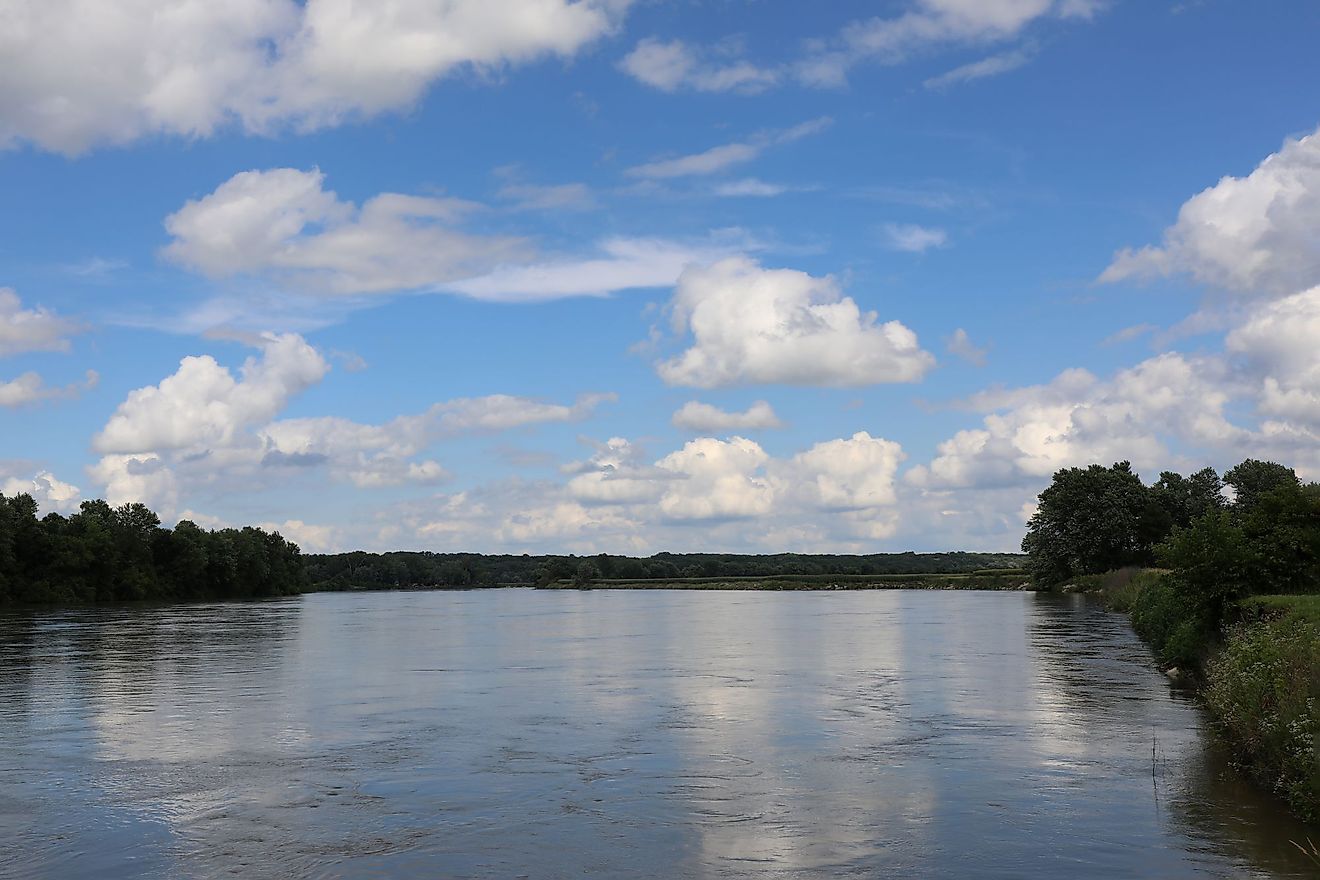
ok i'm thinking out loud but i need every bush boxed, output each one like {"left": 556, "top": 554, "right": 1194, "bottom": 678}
{"left": 1101, "top": 568, "right": 1164, "bottom": 612}
{"left": 1127, "top": 573, "right": 1206, "bottom": 668}
{"left": 1204, "top": 617, "right": 1320, "bottom": 820}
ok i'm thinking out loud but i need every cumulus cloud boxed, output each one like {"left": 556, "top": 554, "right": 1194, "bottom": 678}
{"left": 657, "top": 257, "right": 935, "bottom": 388}
{"left": 624, "top": 117, "right": 831, "bottom": 179}
{"left": 908, "top": 353, "right": 1247, "bottom": 492}
{"left": 1100, "top": 126, "right": 1320, "bottom": 298}
{"left": 671, "top": 400, "right": 783, "bottom": 432}
{"left": 0, "top": 288, "right": 82, "bottom": 356}
{"left": 882, "top": 223, "right": 948, "bottom": 253}
{"left": 0, "top": 369, "right": 98, "bottom": 408}
{"left": 94, "top": 332, "right": 329, "bottom": 454}
{"left": 0, "top": 468, "right": 82, "bottom": 512}
{"left": 89, "top": 332, "right": 615, "bottom": 513}
{"left": 1226, "top": 286, "right": 1320, "bottom": 425}
{"left": 620, "top": 37, "right": 778, "bottom": 94}
{"left": 163, "top": 168, "right": 527, "bottom": 295}
{"left": 654, "top": 436, "right": 778, "bottom": 520}
{"left": 1, "top": 0, "right": 628, "bottom": 155}
{"left": 797, "top": 0, "right": 1097, "bottom": 87}
{"left": 787, "top": 432, "right": 905, "bottom": 512}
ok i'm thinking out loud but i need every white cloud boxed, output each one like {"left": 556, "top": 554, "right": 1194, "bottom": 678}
{"left": 0, "top": 288, "right": 82, "bottom": 356}
{"left": 797, "top": 0, "right": 1095, "bottom": 87}
{"left": 496, "top": 181, "right": 596, "bottom": 212}
{"left": 94, "top": 332, "right": 329, "bottom": 454}
{"left": 163, "top": 168, "right": 527, "bottom": 295}
{"left": 624, "top": 117, "right": 831, "bottom": 180}
{"left": 787, "top": 432, "right": 905, "bottom": 511}
{"left": 945, "top": 328, "right": 988, "bottom": 366}
{"left": 1100, "top": 126, "right": 1320, "bottom": 297}
{"left": 907, "top": 353, "right": 1245, "bottom": 491}
{"left": 444, "top": 236, "right": 740, "bottom": 301}
{"left": 620, "top": 37, "right": 778, "bottom": 94}
{"left": 0, "top": 468, "right": 82, "bottom": 512}
{"left": 657, "top": 257, "right": 935, "bottom": 388}
{"left": 655, "top": 436, "right": 778, "bottom": 520}
{"left": 170, "top": 424, "right": 917, "bottom": 555}
{"left": 672, "top": 400, "right": 783, "bottom": 432}
{"left": 0, "top": 369, "right": 98, "bottom": 407}
{"left": 257, "top": 519, "right": 342, "bottom": 554}
{"left": 1, "top": 0, "right": 628, "bottom": 155}
{"left": 89, "top": 333, "right": 615, "bottom": 513}
{"left": 882, "top": 223, "right": 948, "bottom": 253}
{"left": 1226, "top": 286, "right": 1320, "bottom": 425}
{"left": 712, "top": 178, "right": 796, "bottom": 198}
{"left": 923, "top": 47, "right": 1033, "bottom": 89}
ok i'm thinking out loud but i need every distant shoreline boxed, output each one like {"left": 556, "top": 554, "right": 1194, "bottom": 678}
{"left": 536, "top": 572, "right": 1033, "bottom": 591}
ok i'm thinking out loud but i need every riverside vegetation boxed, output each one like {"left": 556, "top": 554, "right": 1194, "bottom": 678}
{"left": 1022, "top": 459, "right": 1320, "bottom": 821}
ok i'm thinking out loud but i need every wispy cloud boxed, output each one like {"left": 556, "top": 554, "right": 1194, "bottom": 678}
{"left": 882, "top": 223, "right": 948, "bottom": 253}
{"left": 924, "top": 48, "right": 1034, "bottom": 90}
{"left": 625, "top": 118, "right": 832, "bottom": 180}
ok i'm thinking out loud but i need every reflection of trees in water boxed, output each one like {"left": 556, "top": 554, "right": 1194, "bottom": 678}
{"left": 0, "top": 612, "right": 37, "bottom": 719}
{"left": 1028, "top": 593, "right": 1318, "bottom": 877}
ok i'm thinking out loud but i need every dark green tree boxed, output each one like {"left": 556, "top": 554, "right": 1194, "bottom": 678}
{"left": 1224, "top": 459, "right": 1299, "bottom": 515}
{"left": 1021, "top": 461, "right": 1154, "bottom": 585}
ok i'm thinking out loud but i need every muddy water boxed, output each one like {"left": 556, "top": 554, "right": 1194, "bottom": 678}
{"left": 0, "top": 590, "right": 1315, "bottom": 878}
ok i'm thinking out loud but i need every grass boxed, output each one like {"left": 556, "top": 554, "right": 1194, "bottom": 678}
{"left": 1240, "top": 594, "right": 1320, "bottom": 626}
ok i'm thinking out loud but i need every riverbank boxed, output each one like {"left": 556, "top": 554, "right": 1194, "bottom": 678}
{"left": 1090, "top": 569, "right": 1319, "bottom": 823}
{"left": 538, "top": 571, "right": 1033, "bottom": 591}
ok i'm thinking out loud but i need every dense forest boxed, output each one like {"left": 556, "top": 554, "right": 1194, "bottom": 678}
{"left": 0, "top": 494, "right": 306, "bottom": 604}
{"left": 303, "top": 550, "right": 1025, "bottom": 591}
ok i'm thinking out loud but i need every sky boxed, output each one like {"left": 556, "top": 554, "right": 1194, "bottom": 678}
{"left": 2, "top": 0, "right": 1320, "bottom": 556}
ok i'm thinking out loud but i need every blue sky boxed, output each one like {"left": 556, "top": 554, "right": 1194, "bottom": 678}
{"left": 3, "top": 0, "right": 1320, "bottom": 555}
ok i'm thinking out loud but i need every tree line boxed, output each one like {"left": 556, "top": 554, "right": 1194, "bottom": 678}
{"left": 0, "top": 494, "right": 306, "bottom": 605}
{"left": 304, "top": 549, "right": 1025, "bottom": 591}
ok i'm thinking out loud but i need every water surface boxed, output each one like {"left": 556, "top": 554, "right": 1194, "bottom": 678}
{"left": 1, "top": 590, "right": 1315, "bottom": 878}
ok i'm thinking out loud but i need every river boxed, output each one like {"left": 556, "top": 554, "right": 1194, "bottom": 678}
{"left": 0, "top": 589, "right": 1315, "bottom": 878}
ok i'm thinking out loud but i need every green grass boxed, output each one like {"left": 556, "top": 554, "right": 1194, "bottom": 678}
{"left": 1239, "top": 594, "right": 1320, "bottom": 625}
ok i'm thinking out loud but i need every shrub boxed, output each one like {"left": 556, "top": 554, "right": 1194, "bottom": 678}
{"left": 1103, "top": 568, "right": 1165, "bottom": 613}
{"left": 1204, "top": 617, "right": 1320, "bottom": 820}
{"left": 1128, "top": 573, "right": 1206, "bottom": 667}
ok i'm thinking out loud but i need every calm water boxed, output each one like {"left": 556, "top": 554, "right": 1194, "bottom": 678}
{"left": 0, "top": 590, "right": 1316, "bottom": 879}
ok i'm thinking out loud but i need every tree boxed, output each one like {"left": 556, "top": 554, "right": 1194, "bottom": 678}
{"left": 1224, "top": 459, "right": 1299, "bottom": 515}
{"left": 1152, "top": 467, "right": 1226, "bottom": 528}
{"left": 1021, "top": 462, "right": 1154, "bottom": 585}
{"left": 1156, "top": 509, "right": 1253, "bottom": 625}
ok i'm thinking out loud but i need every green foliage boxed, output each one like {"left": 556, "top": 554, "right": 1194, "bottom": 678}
{"left": 1237, "top": 483, "right": 1320, "bottom": 595}
{"left": 1224, "top": 459, "right": 1300, "bottom": 514}
{"left": 0, "top": 493, "right": 306, "bottom": 605}
{"left": 1127, "top": 573, "right": 1206, "bottom": 668}
{"left": 1102, "top": 569, "right": 1167, "bottom": 613}
{"left": 1152, "top": 467, "right": 1226, "bottom": 528}
{"left": 1205, "top": 617, "right": 1320, "bottom": 820}
{"left": 1021, "top": 462, "right": 1156, "bottom": 585}
{"left": 1156, "top": 510, "right": 1254, "bottom": 626}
